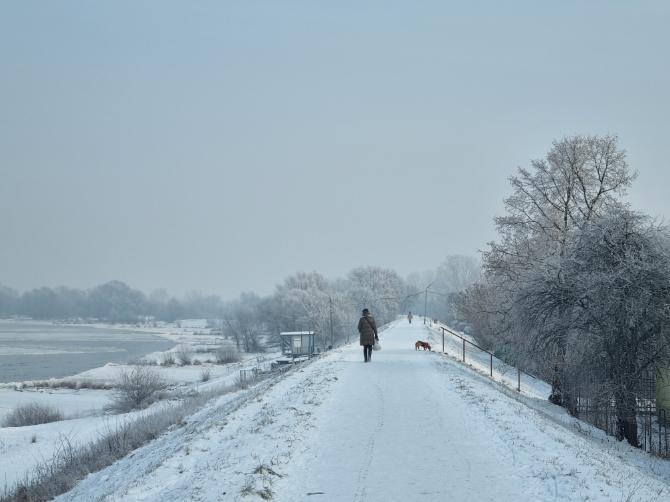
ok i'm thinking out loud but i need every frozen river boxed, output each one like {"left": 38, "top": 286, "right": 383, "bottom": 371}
{"left": 0, "top": 321, "right": 175, "bottom": 383}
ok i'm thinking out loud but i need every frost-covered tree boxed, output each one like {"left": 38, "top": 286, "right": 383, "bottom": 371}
{"left": 260, "top": 268, "right": 405, "bottom": 349}
{"left": 480, "top": 134, "right": 636, "bottom": 405}
{"left": 278, "top": 272, "right": 330, "bottom": 335}
{"left": 182, "top": 290, "right": 224, "bottom": 320}
{"left": 404, "top": 257, "right": 480, "bottom": 323}
{"left": 511, "top": 209, "right": 670, "bottom": 445}
{"left": 330, "top": 278, "right": 364, "bottom": 344}
{"left": 222, "top": 302, "right": 265, "bottom": 353}
{"left": 260, "top": 272, "right": 347, "bottom": 350}
{"left": 347, "top": 266, "right": 403, "bottom": 324}
{"left": 485, "top": 134, "right": 635, "bottom": 281}
{"left": 19, "top": 287, "right": 60, "bottom": 319}
{"left": 0, "top": 284, "right": 18, "bottom": 317}
{"left": 436, "top": 255, "right": 481, "bottom": 293}
{"left": 88, "top": 281, "right": 148, "bottom": 323}
{"left": 454, "top": 281, "right": 509, "bottom": 351}
{"left": 432, "top": 256, "right": 481, "bottom": 323}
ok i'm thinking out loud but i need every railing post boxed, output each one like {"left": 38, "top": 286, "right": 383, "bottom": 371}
{"left": 442, "top": 328, "right": 445, "bottom": 352}
{"left": 662, "top": 409, "right": 668, "bottom": 457}
{"left": 517, "top": 368, "right": 521, "bottom": 392}
{"left": 490, "top": 353, "right": 493, "bottom": 377}
{"left": 649, "top": 402, "right": 652, "bottom": 453}
{"left": 659, "top": 409, "right": 664, "bottom": 456}
{"left": 462, "top": 339, "right": 465, "bottom": 362}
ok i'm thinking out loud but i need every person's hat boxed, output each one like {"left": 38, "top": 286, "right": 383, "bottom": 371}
{"left": 362, "top": 308, "right": 369, "bottom": 314}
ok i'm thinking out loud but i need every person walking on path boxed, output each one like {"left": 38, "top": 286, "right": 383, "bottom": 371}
{"left": 358, "top": 308, "right": 378, "bottom": 362}
{"left": 407, "top": 311, "right": 413, "bottom": 324}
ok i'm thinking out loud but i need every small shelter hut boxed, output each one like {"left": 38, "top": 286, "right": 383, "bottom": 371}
{"left": 280, "top": 331, "right": 315, "bottom": 358}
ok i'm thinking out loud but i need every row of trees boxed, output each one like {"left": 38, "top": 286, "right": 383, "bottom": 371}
{"left": 0, "top": 267, "right": 411, "bottom": 350}
{"left": 456, "top": 134, "right": 670, "bottom": 447}
{"left": 0, "top": 281, "right": 224, "bottom": 324}
{"left": 220, "top": 258, "right": 482, "bottom": 352}
{"left": 1, "top": 259, "right": 482, "bottom": 355}
{"left": 404, "top": 255, "right": 481, "bottom": 326}
{"left": 223, "top": 266, "right": 406, "bottom": 352}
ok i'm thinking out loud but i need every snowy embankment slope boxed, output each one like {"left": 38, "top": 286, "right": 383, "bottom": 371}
{"left": 0, "top": 352, "right": 274, "bottom": 489}
{"left": 423, "top": 320, "right": 552, "bottom": 400}
{"left": 52, "top": 321, "right": 670, "bottom": 502}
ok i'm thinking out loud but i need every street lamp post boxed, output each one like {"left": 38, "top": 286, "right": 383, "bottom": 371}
{"left": 329, "top": 295, "right": 334, "bottom": 348}
{"left": 424, "top": 282, "right": 433, "bottom": 324}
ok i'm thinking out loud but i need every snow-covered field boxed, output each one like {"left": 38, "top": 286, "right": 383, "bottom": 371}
{"left": 0, "top": 349, "right": 279, "bottom": 490}
{"left": 5, "top": 319, "right": 661, "bottom": 501}
{"left": 0, "top": 319, "right": 281, "bottom": 491}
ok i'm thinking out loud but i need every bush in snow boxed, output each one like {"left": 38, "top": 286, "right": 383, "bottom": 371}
{"left": 216, "top": 345, "right": 242, "bottom": 364}
{"left": 161, "top": 351, "right": 176, "bottom": 366}
{"left": 1, "top": 403, "right": 65, "bottom": 428}
{"left": 106, "top": 365, "right": 168, "bottom": 413}
{"left": 175, "top": 345, "right": 194, "bottom": 366}
{"left": 77, "top": 380, "right": 113, "bottom": 390}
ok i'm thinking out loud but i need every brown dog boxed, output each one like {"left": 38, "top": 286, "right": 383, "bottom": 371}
{"left": 415, "top": 341, "right": 431, "bottom": 351}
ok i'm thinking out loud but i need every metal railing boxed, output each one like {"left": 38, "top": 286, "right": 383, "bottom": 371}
{"left": 239, "top": 360, "right": 293, "bottom": 383}
{"left": 434, "top": 324, "right": 670, "bottom": 458}
{"left": 239, "top": 368, "right": 260, "bottom": 382}
{"left": 436, "top": 324, "right": 538, "bottom": 393}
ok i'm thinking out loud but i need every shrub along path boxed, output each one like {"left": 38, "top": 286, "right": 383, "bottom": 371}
{"left": 53, "top": 321, "right": 670, "bottom": 501}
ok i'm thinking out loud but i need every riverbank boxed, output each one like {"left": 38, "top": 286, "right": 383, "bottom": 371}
{"left": 0, "top": 320, "right": 178, "bottom": 384}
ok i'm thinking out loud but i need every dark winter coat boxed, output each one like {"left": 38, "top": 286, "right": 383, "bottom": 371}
{"left": 358, "top": 313, "right": 377, "bottom": 346}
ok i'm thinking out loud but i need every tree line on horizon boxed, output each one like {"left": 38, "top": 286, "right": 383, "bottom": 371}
{"left": 0, "top": 258, "right": 481, "bottom": 351}
{"left": 0, "top": 280, "right": 221, "bottom": 324}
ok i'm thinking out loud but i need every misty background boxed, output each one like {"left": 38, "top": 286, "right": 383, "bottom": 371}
{"left": 1, "top": 1, "right": 669, "bottom": 301}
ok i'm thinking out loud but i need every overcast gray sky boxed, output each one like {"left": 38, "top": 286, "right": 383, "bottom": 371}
{"left": 1, "top": 1, "right": 669, "bottom": 299}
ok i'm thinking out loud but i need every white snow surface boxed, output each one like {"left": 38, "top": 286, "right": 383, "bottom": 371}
{"left": 34, "top": 321, "right": 670, "bottom": 501}
{"left": 0, "top": 353, "right": 277, "bottom": 488}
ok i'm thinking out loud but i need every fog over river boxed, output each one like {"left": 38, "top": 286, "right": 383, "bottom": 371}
{"left": 0, "top": 321, "right": 175, "bottom": 383}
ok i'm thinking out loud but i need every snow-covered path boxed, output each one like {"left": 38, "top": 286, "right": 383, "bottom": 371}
{"left": 53, "top": 319, "right": 670, "bottom": 502}
{"left": 277, "top": 320, "right": 526, "bottom": 501}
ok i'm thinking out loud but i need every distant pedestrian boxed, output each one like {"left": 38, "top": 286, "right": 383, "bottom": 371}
{"left": 407, "top": 311, "right": 413, "bottom": 324}
{"left": 358, "top": 308, "right": 378, "bottom": 362}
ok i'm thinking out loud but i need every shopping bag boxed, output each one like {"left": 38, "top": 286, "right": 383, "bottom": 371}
{"left": 372, "top": 341, "right": 381, "bottom": 351}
